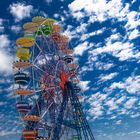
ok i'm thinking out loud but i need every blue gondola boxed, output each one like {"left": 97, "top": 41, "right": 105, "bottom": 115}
{"left": 64, "top": 55, "right": 73, "bottom": 63}
{"left": 16, "top": 102, "right": 31, "bottom": 114}
{"left": 14, "top": 72, "right": 30, "bottom": 85}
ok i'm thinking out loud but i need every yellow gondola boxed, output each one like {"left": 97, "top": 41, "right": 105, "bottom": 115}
{"left": 23, "top": 22, "right": 38, "bottom": 32}
{"left": 16, "top": 47, "right": 31, "bottom": 60}
{"left": 16, "top": 37, "right": 35, "bottom": 47}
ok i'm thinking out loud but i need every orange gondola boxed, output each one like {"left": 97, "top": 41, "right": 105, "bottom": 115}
{"left": 22, "top": 115, "right": 40, "bottom": 121}
{"left": 62, "top": 49, "right": 74, "bottom": 55}
{"left": 32, "top": 16, "right": 46, "bottom": 25}
{"left": 68, "top": 63, "right": 79, "bottom": 69}
{"left": 16, "top": 89, "right": 34, "bottom": 95}
{"left": 13, "top": 61, "right": 32, "bottom": 69}
{"left": 53, "top": 24, "right": 62, "bottom": 33}
{"left": 23, "top": 22, "right": 38, "bottom": 32}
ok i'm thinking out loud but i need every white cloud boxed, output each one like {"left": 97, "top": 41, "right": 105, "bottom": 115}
{"left": 63, "top": 22, "right": 88, "bottom": 40}
{"left": 116, "top": 96, "right": 126, "bottom": 104}
{"left": 128, "top": 29, "right": 139, "bottom": 40}
{"left": 80, "top": 55, "right": 114, "bottom": 76}
{"left": 74, "top": 41, "right": 93, "bottom": 56}
{"left": 106, "top": 98, "right": 118, "bottom": 111}
{"left": 89, "top": 92, "right": 108, "bottom": 102}
{"left": 45, "top": 0, "right": 53, "bottom": 4}
{"left": 53, "top": 13, "right": 59, "bottom": 18}
{"left": 89, "top": 108, "right": 103, "bottom": 119}
{"left": 0, "top": 18, "right": 5, "bottom": 32}
{"left": 68, "top": 0, "right": 140, "bottom": 63}
{"left": 132, "top": 0, "right": 137, "bottom": 3}
{"left": 124, "top": 97, "right": 138, "bottom": 109}
{"left": 79, "top": 80, "right": 90, "bottom": 91}
{"left": 76, "top": 23, "right": 87, "bottom": 33}
{"left": 125, "top": 76, "right": 140, "bottom": 94}
{"left": 0, "top": 102, "right": 7, "bottom": 106}
{"left": 0, "top": 130, "right": 21, "bottom": 136}
{"left": 99, "top": 72, "right": 118, "bottom": 82}
{"left": 109, "top": 33, "right": 121, "bottom": 41}
{"left": 110, "top": 75, "right": 140, "bottom": 94}
{"left": 72, "top": 11, "right": 85, "bottom": 20}
{"left": 125, "top": 11, "right": 140, "bottom": 30}
{"left": 88, "top": 100, "right": 104, "bottom": 119}
{"left": 110, "top": 82, "right": 125, "bottom": 90}
{"left": 116, "top": 120, "right": 122, "bottom": 125}
{"left": 0, "top": 51, "right": 13, "bottom": 74}
{"left": 89, "top": 29, "right": 140, "bottom": 61}
{"left": 0, "top": 26, "right": 4, "bottom": 32}
{"left": 91, "top": 39, "right": 135, "bottom": 61}
{"left": 63, "top": 25, "right": 76, "bottom": 40}
{"left": 68, "top": 0, "right": 129, "bottom": 22}
{"left": 0, "top": 19, "right": 3, "bottom": 25}
{"left": 128, "top": 130, "right": 140, "bottom": 136}
{"left": 0, "top": 35, "right": 10, "bottom": 48}
{"left": 81, "top": 28, "right": 106, "bottom": 41}
{"left": 98, "top": 63, "right": 114, "bottom": 71}
{"left": 0, "top": 35, "right": 13, "bottom": 74}
{"left": 9, "top": 3, "right": 33, "bottom": 22}
{"left": 11, "top": 25, "right": 21, "bottom": 33}
{"left": 88, "top": 92, "right": 108, "bottom": 119}
{"left": 130, "top": 113, "right": 140, "bottom": 118}
{"left": 87, "top": 91, "right": 139, "bottom": 120}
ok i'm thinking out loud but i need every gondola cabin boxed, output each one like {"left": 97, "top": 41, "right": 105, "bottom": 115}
{"left": 16, "top": 47, "right": 31, "bottom": 61}
{"left": 14, "top": 72, "right": 30, "bottom": 85}
{"left": 16, "top": 102, "right": 31, "bottom": 114}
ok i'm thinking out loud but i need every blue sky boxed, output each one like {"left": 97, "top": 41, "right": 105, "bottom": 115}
{"left": 0, "top": 0, "right": 140, "bottom": 140}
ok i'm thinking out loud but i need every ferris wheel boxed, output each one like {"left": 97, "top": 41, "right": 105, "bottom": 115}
{"left": 13, "top": 16, "right": 95, "bottom": 140}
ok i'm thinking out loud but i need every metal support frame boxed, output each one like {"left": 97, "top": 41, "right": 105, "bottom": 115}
{"left": 51, "top": 82, "right": 95, "bottom": 140}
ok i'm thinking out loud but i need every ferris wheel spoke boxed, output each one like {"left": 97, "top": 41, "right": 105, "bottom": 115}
{"left": 40, "top": 27, "right": 59, "bottom": 54}
{"left": 32, "top": 51, "right": 42, "bottom": 64}
{"left": 35, "top": 42, "right": 54, "bottom": 70}
{"left": 41, "top": 102, "right": 54, "bottom": 119}
{"left": 33, "top": 64, "right": 47, "bottom": 74}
